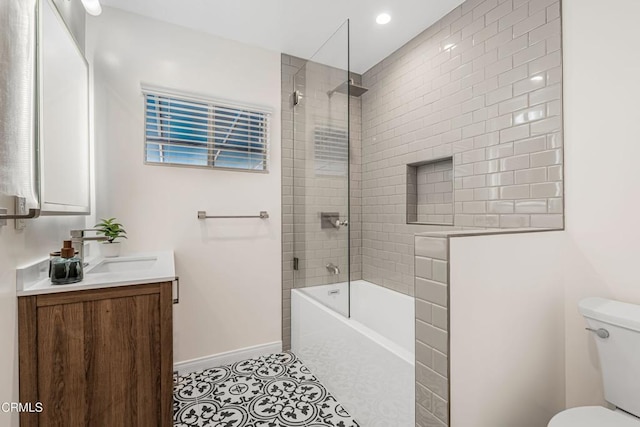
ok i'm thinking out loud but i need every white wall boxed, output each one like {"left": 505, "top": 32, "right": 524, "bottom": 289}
{"left": 450, "top": 231, "right": 566, "bottom": 426}
{"left": 86, "top": 8, "right": 282, "bottom": 364}
{"left": 562, "top": 0, "right": 640, "bottom": 407}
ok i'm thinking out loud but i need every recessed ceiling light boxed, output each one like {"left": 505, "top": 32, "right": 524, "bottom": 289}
{"left": 376, "top": 13, "right": 391, "bottom": 25}
{"left": 81, "top": 0, "right": 102, "bottom": 16}
{"left": 531, "top": 75, "right": 544, "bottom": 82}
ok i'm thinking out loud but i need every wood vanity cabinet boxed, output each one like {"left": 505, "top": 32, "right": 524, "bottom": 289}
{"left": 18, "top": 282, "right": 173, "bottom": 427}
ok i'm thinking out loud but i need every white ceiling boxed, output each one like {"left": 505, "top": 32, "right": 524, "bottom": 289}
{"left": 99, "top": 0, "right": 465, "bottom": 74}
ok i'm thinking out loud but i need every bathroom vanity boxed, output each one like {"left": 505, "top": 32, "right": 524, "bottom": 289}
{"left": 16, "top": 252, "right": 176, "bottom": 426}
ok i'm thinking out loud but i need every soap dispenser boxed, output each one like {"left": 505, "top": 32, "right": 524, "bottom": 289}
{"left": 51, "top": 240, "right": 83, "bottom": 285}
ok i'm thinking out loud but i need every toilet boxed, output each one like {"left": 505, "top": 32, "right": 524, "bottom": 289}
{"left": 549, "top": 297, "right": 640, "bottom": 426}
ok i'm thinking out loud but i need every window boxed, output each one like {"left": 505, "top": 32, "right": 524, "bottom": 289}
{"left": 314, "top": 125, "right": 348, "bottom": 176}
{"left": 143, "top": 87, "right": 270, "bottom": 171}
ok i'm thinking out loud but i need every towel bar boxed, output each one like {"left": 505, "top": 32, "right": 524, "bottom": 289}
{"left": 197, "top": 211, "right": 269, "bottom": 219}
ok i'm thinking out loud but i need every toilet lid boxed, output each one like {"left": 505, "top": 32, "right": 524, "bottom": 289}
{"left": 549, "top": 407, "right": 640, "bottom": 427}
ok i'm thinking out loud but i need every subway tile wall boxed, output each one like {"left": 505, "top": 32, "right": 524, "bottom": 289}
{"left": 415, "top": 235, "right": 450, "bottom": 427}
{"left": 281, "top": 54, "right": 363, "bottom": 350}
{"left": 361, "top": 0, "right": 563, "bottom": 296}
{"left": 281, "top": 54, "right": 299, "bottom": 350}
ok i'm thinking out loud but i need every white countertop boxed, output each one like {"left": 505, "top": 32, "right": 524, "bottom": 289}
{"left": 16, "top": 250, "right": 176, "bottom": 297}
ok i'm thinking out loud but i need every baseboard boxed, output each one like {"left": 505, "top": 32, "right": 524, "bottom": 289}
{"left": 174, "top": 341, "right": 283, "bottom": 375}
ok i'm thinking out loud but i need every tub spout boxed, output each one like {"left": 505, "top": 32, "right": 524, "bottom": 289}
{"left": 326, "top": 263, "right": 340, "bottom": 275}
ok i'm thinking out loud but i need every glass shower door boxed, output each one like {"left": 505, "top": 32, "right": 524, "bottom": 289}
{"left": 292, "top": 20, "right": 350, "bottom": 317}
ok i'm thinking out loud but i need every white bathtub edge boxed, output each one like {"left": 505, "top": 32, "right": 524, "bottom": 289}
{"left": 292, "top": 283, "right": 416, "bottom": 426}
{"left": 292, "top": 287, "right": 415, "bottom": 365}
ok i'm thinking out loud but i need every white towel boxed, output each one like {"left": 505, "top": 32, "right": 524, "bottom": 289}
{"left": 0, "top": 0, "right": 39, "bottom": 207}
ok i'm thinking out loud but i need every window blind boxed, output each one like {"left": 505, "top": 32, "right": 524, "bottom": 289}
{"left": 143, "top": 88, "right": 270, "bottom": 172}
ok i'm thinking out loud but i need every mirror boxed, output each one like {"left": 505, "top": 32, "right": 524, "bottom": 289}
{"left": 38, "top": 0, "right": 90, "bottom": 214}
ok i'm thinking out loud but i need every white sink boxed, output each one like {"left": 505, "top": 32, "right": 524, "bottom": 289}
{"left": 87, "top": 256, "right": 158, "bottom": 274}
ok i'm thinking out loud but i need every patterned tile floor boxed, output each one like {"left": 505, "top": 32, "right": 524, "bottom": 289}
{"left": 173, "top": 352, "right": 360, "bottom": 427}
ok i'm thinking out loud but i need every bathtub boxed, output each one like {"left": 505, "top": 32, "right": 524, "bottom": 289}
{"left": 291, "top": 280, "right": 415, "bottom": 427}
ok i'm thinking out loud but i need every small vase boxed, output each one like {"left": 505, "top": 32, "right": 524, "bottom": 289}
{"left": 99, "top": 242, "right": 121, "bottom": 258}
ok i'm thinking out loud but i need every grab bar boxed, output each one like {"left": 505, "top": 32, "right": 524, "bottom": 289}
{"left": 197, "top": 211, "right": 269, "bottom": 219}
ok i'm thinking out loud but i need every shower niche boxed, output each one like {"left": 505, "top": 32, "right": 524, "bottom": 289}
{"left": 407, "top": 157, "right": 454, "bottom": 226}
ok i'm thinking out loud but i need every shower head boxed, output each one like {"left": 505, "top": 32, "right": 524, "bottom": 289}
{"left": 348, "top": 82, "right": 369, "bottom": 97}
{"left": 327, "top": 79, "right": 369, "bottom": 98}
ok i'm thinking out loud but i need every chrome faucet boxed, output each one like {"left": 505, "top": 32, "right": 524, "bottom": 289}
{"left": 70, "top": 229, "right": 108, "bottom": 266}
{"left": 326, "top": 263, "right": 340, "bottom": 275}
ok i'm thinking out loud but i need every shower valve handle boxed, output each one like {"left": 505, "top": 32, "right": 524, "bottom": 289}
{"left": 334, "top": 219, "right": 348, "bottom": 228}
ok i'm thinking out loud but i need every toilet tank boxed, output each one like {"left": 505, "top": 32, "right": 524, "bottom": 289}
{"left": 579, "top": 298, "right": 640, "bottom": 417}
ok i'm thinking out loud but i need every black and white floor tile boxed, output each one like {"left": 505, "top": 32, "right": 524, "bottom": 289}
{"left": 173, "top": 352, "right": 360, "bottom": 427}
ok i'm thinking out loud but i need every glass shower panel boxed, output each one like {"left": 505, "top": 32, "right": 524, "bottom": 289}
{"left": 292, "top": 20, "right": 350, "bottom": 317}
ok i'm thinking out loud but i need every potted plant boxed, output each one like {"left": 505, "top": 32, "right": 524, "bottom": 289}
{"left": 95, "top": 218, "right": 127, "bottom": 258}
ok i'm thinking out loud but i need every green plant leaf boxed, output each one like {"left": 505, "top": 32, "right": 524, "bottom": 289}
{"left": 94, "top": 217, "right": 127, "bottom": 242}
